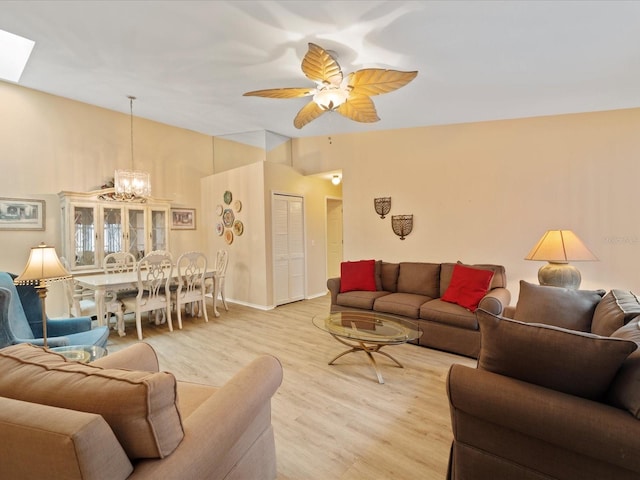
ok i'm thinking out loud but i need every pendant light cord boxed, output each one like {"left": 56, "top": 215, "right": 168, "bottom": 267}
{"left": 129, "top": 95, "right": 136, "bottom": 170}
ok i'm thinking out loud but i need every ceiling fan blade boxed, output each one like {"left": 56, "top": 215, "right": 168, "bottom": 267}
{"left": 293, "top": 101, "right": 326, "bottom": 129}
{"left": 301, "top": 43, "right": 343, "bottom": 86}
{"left": 243, "top": 87, "right": 315, "bottom": 99}
{"left": 347, "top": 69, "right": 418, "bottom": 97}
{"left": 336, "top": 94, "right": 380, "bottom": 123}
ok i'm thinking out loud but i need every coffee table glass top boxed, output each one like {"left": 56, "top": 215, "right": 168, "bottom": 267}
{"left": 50, "top": 345, "right": 108, "bottom": 363}
{"left": 313, "top": 311, "right": 422, "bottom": 344}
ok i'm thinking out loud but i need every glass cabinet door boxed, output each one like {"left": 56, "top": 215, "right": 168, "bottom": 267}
{"left": 127, "top": 208, "right": 146, "bottom": 261}
{"left": 72, "top": 205, "right": 97, "bottom": 268}
{"left": 103, "top": 206, "right": 124, "bottom": 256}
{"left": 150, "top": 208, "right": 168, "bottom": 252}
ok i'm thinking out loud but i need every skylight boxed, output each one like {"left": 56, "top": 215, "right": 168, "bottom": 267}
{"left": 0, "top": 29, "right": 35, "bottom": 82}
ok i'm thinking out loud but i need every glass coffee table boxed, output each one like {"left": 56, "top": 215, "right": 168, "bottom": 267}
{"left": 50, "top": 345, "right": 108, "bottom": 363}
{"left": 313, "top": 311, "right": 422, "bottom": 384}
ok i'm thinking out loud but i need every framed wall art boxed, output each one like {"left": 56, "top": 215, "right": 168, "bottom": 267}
{"left": 0, "top": 197, "right": 45, "bottom": 230}
{"left": 171, "top": 208, "right": 196, "bottom": 230}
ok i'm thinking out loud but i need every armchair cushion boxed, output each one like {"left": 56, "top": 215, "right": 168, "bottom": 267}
{"left": 592, "top": 289, "right": 640, "bottom": 337}
{"left": 608, "top": 318, "right": 640, "bottom": 417}
{"left": 477, "top": 309, "right": 637, "bottom": 400}
{"left": 513, "top": 280, "right": 605, "bottom": 332}
{"left": 0, "top": 344, "right": 184, "bottom": 460}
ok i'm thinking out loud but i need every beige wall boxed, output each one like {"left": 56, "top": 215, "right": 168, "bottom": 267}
{"left": 294, "top": 108, "right": 640, "bottom": 299}
{"left": 0, "top": 82, "right": 213, "bottom": 314}
{"left": 202, "top": 160, "right": 342, "bottom": 309}
{"left": 3, "top": 79, "right": 639, "bottom": 313}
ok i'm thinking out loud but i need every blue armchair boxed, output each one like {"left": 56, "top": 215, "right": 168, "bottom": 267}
{"left": 0, "top": 272, "right": 109, "bottom": 349}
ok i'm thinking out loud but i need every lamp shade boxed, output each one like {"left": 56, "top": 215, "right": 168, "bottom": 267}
{"left": 14, "top": 243, "right": 71, "bottom": 285}
{"left": 525, "top": 230, "right": 598, "bottom": 263}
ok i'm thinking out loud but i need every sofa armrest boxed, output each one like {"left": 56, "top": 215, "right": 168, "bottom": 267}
{"left": 502, "top": 305, "right": 516, "bottom": 318}
{"left": 129, "top": 354, "right": 283, "bottom": 479}
{"left": 92, "top": 342, "right": 160, "bottom": 372}
{"left": 476, "top": 287, "right": 511, "bottom": 315}
{"left": 0, "top": 396, "right": 133, "bottom": 480}
{"left": 327, "top": 277, "right": 341, "bottom": 306}
{"left": 447, "top": 364, "right": 640, "bottom": 473}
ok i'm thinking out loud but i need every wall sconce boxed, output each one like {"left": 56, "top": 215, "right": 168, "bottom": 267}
{"left": 392, "top": 215, "right": 413, "bottom": 240}
{"left": 331, "top": 174, "right": 341, "bottom": 185}
{"left": 374, "top": 197, "right": 391, "bottom": 219}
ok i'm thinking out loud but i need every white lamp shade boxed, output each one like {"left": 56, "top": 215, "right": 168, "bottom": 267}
{"left": 14, "top": 243, "right": 71, "bottom": 285}
{"left": 525, "top": 230, "right": 598, "bottom": 263}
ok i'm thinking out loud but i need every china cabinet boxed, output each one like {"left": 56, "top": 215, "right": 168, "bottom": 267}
{"left": 59, "top": 189, "right": 171, "bottom": 272}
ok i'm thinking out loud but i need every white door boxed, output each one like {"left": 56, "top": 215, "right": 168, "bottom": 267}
{"left": 273, "top": 194, "right": 305, "bottom": 306}
{"left": 326, "top": 198, "right": 343, "bottom": 279}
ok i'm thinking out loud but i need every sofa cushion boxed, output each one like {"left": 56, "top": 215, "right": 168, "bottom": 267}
{"left": 441, "top": 264, "right": 494, "bottom": 312}
{"left": 592, "top": 290, "right": 640, "bottom": 337}
{"left": 439, "top": 262, "right": 506, "bottom": 296}
{"left": 373, "top": 292, "right": 431, "bottom": 319}
{"left": 380, "top": 262, "right": 400, "bottom": 293}
{"left": 607, "top": 318, "right": 640, "bottom": 417}
{"left": 374, "top": 261, "right": 382, "bottom": 291}
{"left": 336, "top": 290, "right": 390, "bottom": 310}
{"left": 396, "top": 262, "right": 440, "bottom": 298}
{"left": 477, "top": 309, "right": 637, "bottom": 400}
{"left": 0, "top": 343, "right": 184, "bottom": 460}
{"left": 340, "top": 260, "right": 376, "bottom": 293}
{"left": 513, "top": 280, "right": 605, "bottom": 332}
{"left": 420, "top": 299, "right": 478, "bottom": 330}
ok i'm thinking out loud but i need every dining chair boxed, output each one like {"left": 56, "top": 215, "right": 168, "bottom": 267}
{"left": 173, "top": 251, "right": 209, "bottom": 329}
{"left": 215, "top": 249, "right": 229, "bottom": 312}
{"left": 120, "top": 250, "right": 174, "bottom": 340}
{"left": 59, "top": 257, "right": 97, "bottom": 319}
{"left": 103, "top": 252, "right": 138, "bottom": 336}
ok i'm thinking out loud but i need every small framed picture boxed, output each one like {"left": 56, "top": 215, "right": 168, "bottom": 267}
{"left": 0, "top": 197, "right": 45, "bottom": 230}
{"left": 171, "top": 208, "right": 196, "bottom": 230}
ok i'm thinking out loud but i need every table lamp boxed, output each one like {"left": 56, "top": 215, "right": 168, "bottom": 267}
{"left": 14, "top": 243, "right": 71, "bottom": 347}
{"left": 525, "top": 230, "right": 598, "bottom": 289}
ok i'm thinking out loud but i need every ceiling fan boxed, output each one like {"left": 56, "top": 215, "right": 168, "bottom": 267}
{"left": 243, "top": 43, "right": 418, "bottom": 129}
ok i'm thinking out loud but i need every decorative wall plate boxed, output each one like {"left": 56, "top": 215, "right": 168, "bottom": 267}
{"left": 223, "top": 190, "right": 233, "bottom": 205}
{"left": 234, "top": 200, "right": 242, "bottom": 212}
{"left": 215, "top": 222, "right": 224, "bottom": 236}
{"left": 215, "top": 204, "right": 223, "bottom": 216}
{"left": 233, "top": 219, "right": 244, "bottom": 236}
{"left": 224, "top": 229, "right": 234, "bottom": 245}
{"left": 222, "top": 208, "right": 235, "bottom": 228}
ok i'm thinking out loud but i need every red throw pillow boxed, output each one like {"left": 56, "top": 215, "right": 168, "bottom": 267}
{"left": 441, "top": 264, "right": 494, "bottom": 312}
{"left": 340, "top": 260, "right": 377, "bottom": 293}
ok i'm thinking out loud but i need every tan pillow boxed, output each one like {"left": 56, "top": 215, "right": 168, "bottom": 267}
{"left": 477, "top": 309, "right": 637, "bottom": 400}
{"left": 514, "top": 280, "right": 605, "bottom": 332}
{"left": 396, "top": 262, "right": 440, "bottom": 297}
{"left": 0, "top": 344, "right": 184, "bottom": 459}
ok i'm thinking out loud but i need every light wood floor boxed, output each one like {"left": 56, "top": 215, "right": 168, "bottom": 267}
{"left": 104, "top": 295, "right": 476, "bottom": 480}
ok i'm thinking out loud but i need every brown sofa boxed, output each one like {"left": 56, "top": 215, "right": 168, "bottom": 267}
{"left": 447, "top": 281, "right": 640, "bottom": 479}
{"left": 0, "top": 342, "right": 283, "bottom": 479}
{"left": 327, "top": 261, "right": 511, "bottom": 358}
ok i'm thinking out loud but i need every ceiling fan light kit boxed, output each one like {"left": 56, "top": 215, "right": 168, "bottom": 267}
{"left": 244, "top": 43, "right": 418, "bottom": 129}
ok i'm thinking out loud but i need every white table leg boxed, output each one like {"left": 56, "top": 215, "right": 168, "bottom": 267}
{"left": 94, "top": 287, "right": 107, "bottom": 327}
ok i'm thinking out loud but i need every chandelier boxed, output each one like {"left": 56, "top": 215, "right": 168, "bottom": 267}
{"left": 114, "top": 95, "right": 151, "bottom": 200}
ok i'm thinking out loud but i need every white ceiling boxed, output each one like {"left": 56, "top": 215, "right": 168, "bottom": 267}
{"left": 2, "top": 0, "right": 640, "bottom": 141}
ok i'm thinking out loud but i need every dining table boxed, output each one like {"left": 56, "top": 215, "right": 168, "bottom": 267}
{"left": 74, "top": 267, "right": 220, "bottom": 330}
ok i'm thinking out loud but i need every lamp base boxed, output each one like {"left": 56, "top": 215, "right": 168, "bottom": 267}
{"left": 538, "top": 262, "right": 581, "bottom": 289}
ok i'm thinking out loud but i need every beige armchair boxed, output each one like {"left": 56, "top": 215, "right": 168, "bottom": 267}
{"left": 0, "top": 343, "right": 283, "bottom": 479}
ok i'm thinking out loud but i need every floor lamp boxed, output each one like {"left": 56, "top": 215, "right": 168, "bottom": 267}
{"left": 525, "top": 230, "right": 598, "bottom": 289}
{"left": 14, "top": 243, "right": 71, "bottom": 348}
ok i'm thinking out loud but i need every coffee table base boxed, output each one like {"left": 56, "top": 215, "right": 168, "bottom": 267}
{"left": 328, "top": 334, "right": 404, "bottom": 384}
